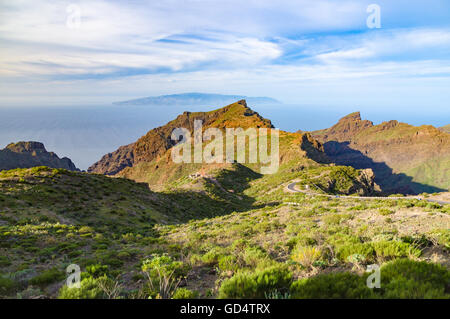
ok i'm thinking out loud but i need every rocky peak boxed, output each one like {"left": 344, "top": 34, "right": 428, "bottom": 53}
{"left": 237, "top": 99, "right": 247, "bottom": 107}
{"left": 338, "top": 111, "right": 362, "bottom": 122}
{"left": 321, "top": 112, "right": 373, "bottom": 142}
{"left": 88, "top": 101, "right": 275, "bottom": 175}
{"left": 6, "top": 141, "right": 47, "bottom": 154}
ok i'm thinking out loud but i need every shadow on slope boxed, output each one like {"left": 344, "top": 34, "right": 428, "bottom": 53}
{"left": 323, "top": 141, "right": 447, "bottom": 195}
{"left": 155, "top": 163, "right": 268, "bottom": 223}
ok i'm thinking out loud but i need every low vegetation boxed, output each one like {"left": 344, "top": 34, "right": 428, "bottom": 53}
{"left": 0, "top": 164, "right": 449, "bottom": 299}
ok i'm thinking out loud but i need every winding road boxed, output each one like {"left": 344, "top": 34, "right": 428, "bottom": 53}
{"left": 285, "top": 182, "right": 450, "bottom": 205}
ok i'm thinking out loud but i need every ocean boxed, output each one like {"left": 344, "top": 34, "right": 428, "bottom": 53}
{"left": 0, "top": 103, "right": 447, "bottom": 170}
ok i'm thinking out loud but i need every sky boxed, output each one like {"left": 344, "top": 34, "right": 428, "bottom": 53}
{"left": 0, "top": 0, "right": 450, "bottom": 116}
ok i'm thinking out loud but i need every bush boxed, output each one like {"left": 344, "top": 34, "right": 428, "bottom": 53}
{"left": 323, "top": 214, "right": 352, "bottom": 225}
{"left": 142, "top": 254, "right": 188, "bottom": 281}
{"left": 336, "top": 242, "right": 375, "bottom": 263}
{"left": 291, "top": 246, "right": 322, "bottom": 268}
{"left": 142, "top": 254, "right": 189, "bottom": 299}
{"left": 290, "top": 272, "right": 374, "bottom": 299}
{"left": 291, "top": 259, "right": 450, "bottom": 299}
{"left": 428, "top": 229, "right": 450, "bottom": 250}
{"left": 0, "top": 276, "right": 16, "bottom": 295}
{"left": 372, "top": 241, "right": 421, "bottom": 260}
{"left": 0, "top": 256, "right": 11, "bottom": 267}
{"left": 58, "top": 277, "right": 105, "bottom": 299}
{"left": 242, "top": 246, "right": 269, "bottom": 269}
{"left": 330, "top": 235, "right": 421, "bottom": 263}
{"left": 78, "top": 226, "right": 94, "bottom": 234}
{"left": 85, "top": 264, "right": 109, "bottom": 279}
{"left": 29, "top": 268, "right": 65, "bottom": 286}
{"left": 378, "top": 208, "right": 394, "bottom": 216}
{"left": 172, "top": 288, "right": 198, "bottom": 299}
{"left": 218, "top": 255, "right": 239, "bottom": 272}
{"left": 218, "top": 265, "right": 292, "bottom": 299}
{"left": 200, "top": 248, "right": 224, "bottom": 265}
{"left": 378, "top": 259, "right": 450, "bottom": 299}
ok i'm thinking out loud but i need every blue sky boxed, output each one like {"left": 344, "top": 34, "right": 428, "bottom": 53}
{"left": 0, "top": 0, "right": 450, "bottom": 116}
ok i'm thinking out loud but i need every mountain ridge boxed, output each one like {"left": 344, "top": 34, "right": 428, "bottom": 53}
{"left": 89, "top": 100, "right": 277, "bottom": 176}
{"left": 0, "top": 141, "right": 79, "bottom": 172}
{"left": 310, "top": 112, "right": 450, "bottom": 193}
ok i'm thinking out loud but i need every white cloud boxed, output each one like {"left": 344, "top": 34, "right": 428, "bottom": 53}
{"left": 0, "top": 0, "right": 450, "bottom": 109}
{"left": 0, "top": 0, "right": 285, "bottom": 77}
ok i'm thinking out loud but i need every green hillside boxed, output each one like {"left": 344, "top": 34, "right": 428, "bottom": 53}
{"left": 1, "top": 165, "right": 449, "bottom": 299}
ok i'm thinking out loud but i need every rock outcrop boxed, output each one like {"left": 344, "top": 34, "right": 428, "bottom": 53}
{"left": 0, "top": 141, "right": 79, "bottom": 171}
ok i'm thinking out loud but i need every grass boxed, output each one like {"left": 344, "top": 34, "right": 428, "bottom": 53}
{"left": 0, "top": 165, "right": 448, "bottom": 299}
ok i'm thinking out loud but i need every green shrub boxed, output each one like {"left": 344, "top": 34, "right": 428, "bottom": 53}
{"left": 372, "top": 241, "right": 421, "bottom": 259}
{"left": 218, "top": 255, "right": 239, "bottom": 272}
{"left": 0, "top": 276, "right": 16, "bottom": 295}
{"left": 172, "top": 288, "right": 198, "bottom": 299}
{"left": 58, "top": 277, "right": 105, "bottom": 299}
{"left": 142, "top": 254, "right": 188, "bottom": 280}
{"left": 290, "top": 272, "right": 374, "bottom": 299}
{"left": 200, "top": 247, "right": 224, "bottom": 265}
{"left": 242, "top": 246, "right": 269, "bottom": 269}
{"left": 428, "top": 229, "right": 450, "bottom": 250}
{"left": 78, "top": 226, "right": 94, "bottom": 234}
{"left": 336, "top": 243, "right": 375, "bottom": 263}
{"left": 0, "top": 256, "right": 11, "bottom": 267}
{"left": 323, "top": 214, "right": 352, "bottom": 225}
{"left": 291, "top": 245, "right": 322, "bottom": 268}
{"left": 141, "top": 254, "right": 189, "bottom": 299}
{"left": 378, "top": 259, "right": 450, "bottom": 299}
{"left": 290, "top": 260, "right": 450, "bottom": 299}
{"left": 218, "top": 265, "right": 292, "bottom": 299}
{"left": 378, "top": 208, "right": 394, "bottom": 216}
{"left": 29, "top": 268, "right": 65, "bottom": 286}
{"left": 85, "top": 264, "right": 109, "bottom": 279}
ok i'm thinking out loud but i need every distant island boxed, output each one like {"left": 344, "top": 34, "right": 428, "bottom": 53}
{"left": 113, "top": 93, "right": 281, "bottom": 106}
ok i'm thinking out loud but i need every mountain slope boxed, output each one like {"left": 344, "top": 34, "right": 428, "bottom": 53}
{"left": 311, "top": 112, "right": 450, "bottom": 194}
{"left": 89, "top": 100, "right": 331, "bottom": 186}
{"left": 89, "top": 100, "right": 276, "bottom": 175}
{"left": 0, "top": 141, "right": 78, "bottom": 172}
{"left": 439, "top": 124, "right": 450, "bottom": 134}
{"left": 1, "top": 165, "right": 448, "bottom": 299}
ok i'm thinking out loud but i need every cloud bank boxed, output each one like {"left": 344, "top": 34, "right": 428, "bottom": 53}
{"left": 0, "top": 0, "right": 449, "bottom": 111}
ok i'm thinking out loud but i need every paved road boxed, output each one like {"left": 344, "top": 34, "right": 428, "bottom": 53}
{"left": 286, "top": 182, "right": 450, "bottom": 205}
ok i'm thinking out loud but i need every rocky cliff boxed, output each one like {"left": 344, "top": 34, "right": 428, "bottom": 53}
{"left": 0, "top": 141, "right": 79, "bottom": 171}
